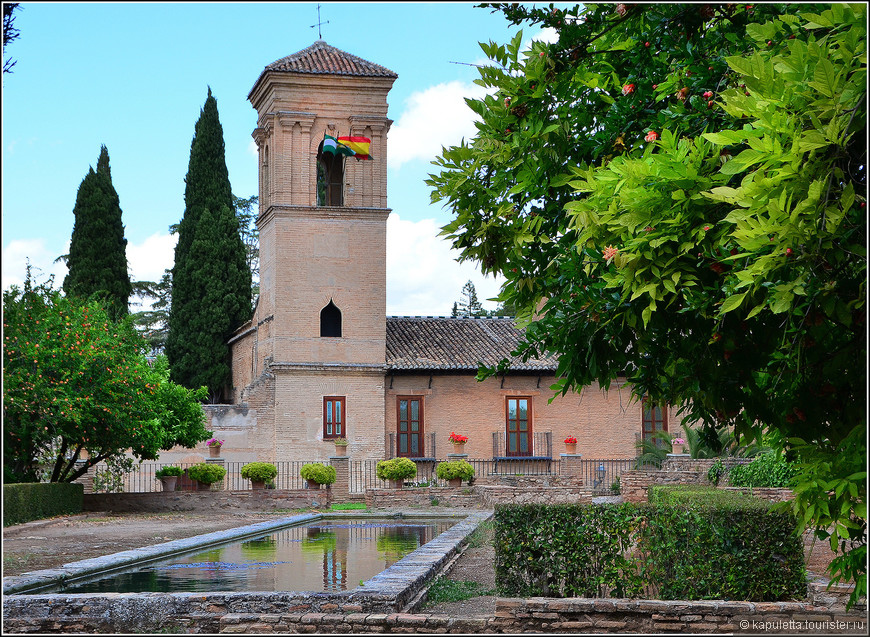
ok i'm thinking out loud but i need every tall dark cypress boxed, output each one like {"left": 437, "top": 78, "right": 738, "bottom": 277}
{"left": 63, "top": 145, "right": 132, "bottom": 321}
{"left": 166, "top": 88, "right": 252, "bottom": 402}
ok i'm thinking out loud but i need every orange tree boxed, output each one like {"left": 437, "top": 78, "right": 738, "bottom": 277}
{"left": 3, "top": 272, "right": 211, "bottom": 484}
{"left": 428, "top": 3, "right": 865, "bottom": 603}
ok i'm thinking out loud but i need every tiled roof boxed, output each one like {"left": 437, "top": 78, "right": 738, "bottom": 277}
{"left": 386, "top": 317, "right": 558, "bottom": 372}
{"left": 263, "top": 40, "right": 397, "bottom": 78}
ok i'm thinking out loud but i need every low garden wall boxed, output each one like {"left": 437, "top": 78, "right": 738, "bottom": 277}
{"left": 621, "top": 470, "right": 795, "bottom": 504}
{"left": 82, "top": 488, "right": 332, "bottom": 513}
{"left": 365, "top": 485, "right": 591, "bottom": 509}
{"left": 5, "top": 594, "right": 864, "bottom": 633}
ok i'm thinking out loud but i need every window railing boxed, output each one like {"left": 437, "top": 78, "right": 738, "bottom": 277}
{"left": 491, "top": 431, "right": 552, "bottom": 458}
{"left": 385, "top": 432, "right": 437, "bottom": 459}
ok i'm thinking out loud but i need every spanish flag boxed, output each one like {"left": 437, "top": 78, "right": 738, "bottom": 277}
{"left": 337, "top": 136, "right": 372, "bottom": 160}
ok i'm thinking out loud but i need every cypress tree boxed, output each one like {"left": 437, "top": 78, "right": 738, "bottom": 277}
{"left": 166, "top": 88, "right": 252, "bottom": 402}
{"left": 63, "top": 145, "right": 132, "bottom": 321}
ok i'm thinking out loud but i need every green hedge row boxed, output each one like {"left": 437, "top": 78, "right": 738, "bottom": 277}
{"left": 494, "top": 487, "right": 806, "bottom": 602}
{"left": 3, "top": 482, "right": 84, "bottom": 527}
{"left": 644, "top": 486, "right": 805, "bottom": 600}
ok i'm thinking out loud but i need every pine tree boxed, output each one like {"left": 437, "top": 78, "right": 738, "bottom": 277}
{"left": 62, "top": 145, "right": 132, "bottom": 321}
{"left": 453, "top": 280, "right": 486, "bottom": 317}
{"left": 166, "top": 88, "right": 252, "bottom": 402}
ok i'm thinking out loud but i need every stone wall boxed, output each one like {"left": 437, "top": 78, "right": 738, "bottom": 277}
{"left": 5, "top": 595, "right": 865, "bottom": 634}
{"left": 82, "top": 489, "right": 332, "bottom": 513}
{"left": 621, "top": 456, "right": 780, "bottom": 504}
{"left": 365, "top": 485, "right": 591, "bottom": 509}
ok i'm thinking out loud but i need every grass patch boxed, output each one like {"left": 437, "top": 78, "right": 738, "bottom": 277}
{"left": 424, "top": 578, "right": 496, "bottom": 607}
{"left": 330, "top": 502, "right": 366, "bottom": 511}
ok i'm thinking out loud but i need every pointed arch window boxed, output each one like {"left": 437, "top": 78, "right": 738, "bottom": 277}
{"left": 320, "top": 300, "right": 342, "bottom": 337}
{"left": 317, "top": 140, "right": 344, "bottom": 206}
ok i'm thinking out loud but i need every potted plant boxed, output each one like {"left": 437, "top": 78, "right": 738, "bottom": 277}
{"left": 206, "top": 437, "right": 225, "bottom": 458}
{"left": 155, "top": 465, "right": 183, "bottom": 492}
{"left": 563, "top": 436, "right": 578, "bottom": 455}
{"left": 435, "top": 459, "right": 475, "bottom": 487}
{"left": 186, "top": 463, "right": 227, "bottom": 490}
{"left": 241, "top": 462, "right": 278, "bottom": 490}
{"left": 332, "top": 438, "right": 349, "bottom": 457}
{"left": 448, "top": 431, "right": 468, "bottom": 454}
{"left": 670, "top": 436, "right": 687, "bottom": 455}
{"left": 376, "top": 458, "right": 417, "bottom": 488}
{"left": 300, "top": 463, "right": 336, "bottom": 490}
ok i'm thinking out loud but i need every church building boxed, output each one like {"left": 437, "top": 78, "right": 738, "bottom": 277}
{"left": 193, "top": 41, "right": 672, "bottom": 465}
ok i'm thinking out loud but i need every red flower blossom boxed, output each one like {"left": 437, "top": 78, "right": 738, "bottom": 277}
{"left": 644, "top": 130, "right": 659, "bottom": 142}
{"left": 622, "top": 83, "right": 636, "bottom": 96}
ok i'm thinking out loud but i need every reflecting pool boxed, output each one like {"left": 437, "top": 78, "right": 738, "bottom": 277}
{"left": 56, "top": 518, "right": 459, "bottom": 594}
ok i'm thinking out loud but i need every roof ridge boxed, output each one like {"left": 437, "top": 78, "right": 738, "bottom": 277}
{"left": 264, "top": 40, "right": 397, "bottom": 78}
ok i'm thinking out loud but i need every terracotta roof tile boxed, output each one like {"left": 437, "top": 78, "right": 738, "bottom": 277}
{"left": 264, "top": 40, "right": 397, "bottom": 78}
{"left": 385, "top": 317, "right": 558, "bottom": 372}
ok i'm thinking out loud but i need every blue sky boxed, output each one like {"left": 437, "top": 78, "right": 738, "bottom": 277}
{"left": 2, "top": 1, "right": 565, "bottom": 315}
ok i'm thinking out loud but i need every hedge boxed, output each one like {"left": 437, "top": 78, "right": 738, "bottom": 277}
{"left": 3, "top": 482, "right": 84, "bottom": 527}
{"left": 495, "top": 503, "right": 644, "bottom": 598}
{"left": 494, "top": 491, "right": 805, "bottom": 602}
{"left": 642, "top": 486, "right": 806, "bottom": 600}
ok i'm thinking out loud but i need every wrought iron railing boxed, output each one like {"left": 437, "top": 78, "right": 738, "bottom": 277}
{"left": 87, "top": 456, "right": 645, "bottom": 495}
{"left": 385, "top": 432, "right": 437, "bottom": 459}
{"left": 491, "top": 431, "right": 553, "bottom": 458}
{"left": 88, "top": 460, "right": 320, "bottom": 493}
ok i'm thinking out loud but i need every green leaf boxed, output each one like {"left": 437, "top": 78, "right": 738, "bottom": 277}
{"left": 719, "top": 292, "right": 747, "bottom": 315}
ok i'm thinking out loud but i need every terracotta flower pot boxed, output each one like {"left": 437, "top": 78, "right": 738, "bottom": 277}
{"left": 196, "top": 481, "right": 213, "bottom": 491}
{"left": 209, "top": 445, "right": 222, "bottom": 458}
{"left": 672, "top": 444, "right": 685, "bottom": 455}
{"left": 448, "top": 478, "right": 462, "bottom": 488}
{"left": 390, "top": 479, "right": 404, "bottom": 489}
{"left": 565, "top": 442, "right": 577, "bottom": 454}
{"left": 452, "top": 442, "right": 466, "bottom": 454}
{"left": 334, "top": 444, "right": 347, "bottom": 457}
{"left": 306, "top": 479, "right": 321, "bottom": 490}
{"left": 251, "top": 480, "right": 266, "bottom": 490}
{"left": 159, "top": 476, "right": 178, "bottom": 492}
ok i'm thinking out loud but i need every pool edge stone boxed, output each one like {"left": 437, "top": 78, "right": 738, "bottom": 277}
{"left": 3, "top": 509, "right": 492, "bottom": 632}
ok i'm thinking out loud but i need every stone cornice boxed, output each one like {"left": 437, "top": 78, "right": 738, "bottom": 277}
{"left": 269, "top": 362, "right": 387, "bottom": 376}
{"left": 257, "top": 204, "right": 391, "bottom": 227}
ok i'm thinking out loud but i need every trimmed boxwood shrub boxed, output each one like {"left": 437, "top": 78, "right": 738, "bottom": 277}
{"left": 240, "top": 462, "right": 278, "bottom": 483}
{"left": 186, "top": 463, "right": 226, "bottom": 485}
{"left": 376, "top": 458, "right": 417, "bottom": 481}
{"left": 4, "top": 482, "right": 84, "bottom": 527}
{"left": 435, "top": 460, "right": 475, "bottom": 481}
{"left": 300, "top": 463, "right": 336, "bottom": 485}
{"left": 493, "top": 493, "right": 805, "bottom": 602}
{"left": 155, "top": 465, "right": 183, "bottom": 479}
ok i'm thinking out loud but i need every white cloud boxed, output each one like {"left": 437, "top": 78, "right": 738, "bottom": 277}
{"left": 386, "top": 214, "right": 504, "bottom": 316}
{"left": 388, "top": 81, "right": 488, "bottom": 169}
{"left": 126, "top": 232, "right": 176, "bottom": 284}
{"left": 2, "top": 239, "right": 68, "bottom": 291}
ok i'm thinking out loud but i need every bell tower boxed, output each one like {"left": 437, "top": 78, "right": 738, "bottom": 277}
{"left": 238, "top": 41, "right": 397, "bottom": 460}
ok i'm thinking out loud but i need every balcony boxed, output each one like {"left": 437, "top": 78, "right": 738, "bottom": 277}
{"left": 491, "top": 431, "right": 553, "bottom": 473}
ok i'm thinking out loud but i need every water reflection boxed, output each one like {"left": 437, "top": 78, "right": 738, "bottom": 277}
{"left": 56, "top": 519, "right": 456, "bottom": 594}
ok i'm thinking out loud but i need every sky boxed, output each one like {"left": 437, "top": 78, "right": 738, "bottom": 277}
{"left": 2, "top": 1, "right": 566, "bottom": 316}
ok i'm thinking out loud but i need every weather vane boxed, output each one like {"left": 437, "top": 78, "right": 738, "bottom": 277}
{"left": 311, "top": 3, "right": 329, "bottom": 40}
